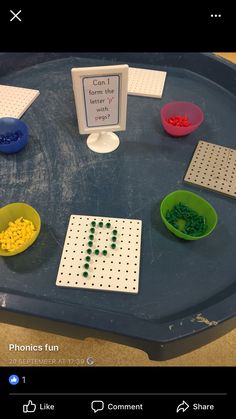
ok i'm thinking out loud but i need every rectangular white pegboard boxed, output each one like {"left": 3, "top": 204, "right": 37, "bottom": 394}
{"left": 184, "top": 140, "right": 236, "bottom": 198}
{"left": 0, "top": 84, "right": 40, "bottom": 118}
{"left": 128, "top": 67, "right": 167, "bottom": 98}
{"left": 56, "top": 215, "right": 142, "bottom": 294}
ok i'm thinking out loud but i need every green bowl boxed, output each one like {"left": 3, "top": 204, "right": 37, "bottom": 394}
{"left": 160, "top": 190, "right": 218, "bottom": 240}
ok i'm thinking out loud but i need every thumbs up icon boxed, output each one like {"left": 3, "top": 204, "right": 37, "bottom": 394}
{"left": 23, "top": 400, "right": 37, "bottom": 413}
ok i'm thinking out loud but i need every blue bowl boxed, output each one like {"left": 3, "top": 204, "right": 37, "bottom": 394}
{"left": 0, "top": 117, "right": 28, "bottom": 154}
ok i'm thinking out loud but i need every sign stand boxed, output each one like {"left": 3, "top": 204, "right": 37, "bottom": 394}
{"left": 71, "top": 65, "right": 128, "bottom": 154}
{"left": 87, "top": 131, "right": 120, "bottom": 153}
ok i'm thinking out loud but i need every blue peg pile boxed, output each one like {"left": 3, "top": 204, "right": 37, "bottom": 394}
{"left": 0, "top": 130, "right": 23, "bottom": 145}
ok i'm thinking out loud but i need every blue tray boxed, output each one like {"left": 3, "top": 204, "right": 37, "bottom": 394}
{"left": 0, "top": 53, "right": 235, "bottom": 360}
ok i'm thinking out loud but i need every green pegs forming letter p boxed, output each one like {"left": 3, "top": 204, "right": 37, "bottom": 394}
{"left": 82, "top": 221, "right": 118, "bottom": 278}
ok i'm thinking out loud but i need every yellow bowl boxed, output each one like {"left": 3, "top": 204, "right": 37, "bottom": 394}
{"left": 0, "top": 203, "right": 41, "bottom": 256}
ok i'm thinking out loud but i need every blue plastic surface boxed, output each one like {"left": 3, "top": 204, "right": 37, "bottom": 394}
{"left": 0, "top": 53, "right": 236, "bottom": 360}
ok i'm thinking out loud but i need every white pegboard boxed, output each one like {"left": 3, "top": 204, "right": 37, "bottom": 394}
{"left": 128, "top": 67, "right": 167, "bottom": 98}
{"left": 56, "top": 215, "right": 142, "bottom": 294}
{"left": 184, "top": 140, "right": 236, "bottom": 198}
{"left": 0, "top": 85, "right": 40, "bottom": 118}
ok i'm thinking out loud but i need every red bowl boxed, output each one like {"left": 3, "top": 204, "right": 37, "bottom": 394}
{"left": 160, "top": 101, "right": 204, "bottom": 137}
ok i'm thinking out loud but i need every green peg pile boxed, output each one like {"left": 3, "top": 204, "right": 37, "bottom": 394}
{"left": 166, "top": 202, "right": 207, "bottom": 237}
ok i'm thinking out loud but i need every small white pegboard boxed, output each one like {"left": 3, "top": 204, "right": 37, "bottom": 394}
{"left": 184, "top": 140, "right": 236, "bottom": 198}
{"left": 128, "top": 67, "right": 167, "bottom": 98}
{"left": 0, "top": 84, "right": 40, "bottom": 118}
{"left": 56, "top": 215, "right": 142, "bottom": 294}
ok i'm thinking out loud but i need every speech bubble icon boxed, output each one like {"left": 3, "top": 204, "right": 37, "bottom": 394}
{"left": 91, "top": 400, "right": 104, "bottom": 413}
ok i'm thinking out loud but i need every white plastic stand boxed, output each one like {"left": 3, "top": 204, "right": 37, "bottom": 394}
{"left": 87, "top": 131, "right": 120, "bottom": 154}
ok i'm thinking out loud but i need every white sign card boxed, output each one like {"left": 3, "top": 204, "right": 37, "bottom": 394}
{"left": 83, "top": 75, "right": 119, "bottom": 127}
{"left": 71, "top": 65, "right": 128, "bottom": 135}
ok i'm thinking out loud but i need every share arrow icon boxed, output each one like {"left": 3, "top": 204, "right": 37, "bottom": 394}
{"left": 176, "top": 400, "right": 190, "bottom": 413}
